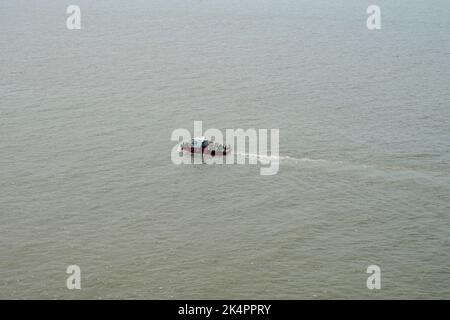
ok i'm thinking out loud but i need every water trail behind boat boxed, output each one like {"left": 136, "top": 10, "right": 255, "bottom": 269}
{"left": 235, "top": 152, "right": 336, "bottom": 166}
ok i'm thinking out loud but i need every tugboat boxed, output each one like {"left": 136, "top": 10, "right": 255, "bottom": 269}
{"left": 180, "top": 137, "right": 231, "bottom": 156}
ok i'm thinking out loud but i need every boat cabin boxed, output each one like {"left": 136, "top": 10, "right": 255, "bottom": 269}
{"left": 191, "top": 136, "right": 209, "bottom": 149}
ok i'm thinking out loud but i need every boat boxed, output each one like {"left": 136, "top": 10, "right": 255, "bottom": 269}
{"left": 180, "top": 137, "right": 231, "bottom": 156}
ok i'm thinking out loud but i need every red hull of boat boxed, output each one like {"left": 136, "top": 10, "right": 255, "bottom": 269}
{"left": 181, "top": 147, "right": 231, "bottom": 156}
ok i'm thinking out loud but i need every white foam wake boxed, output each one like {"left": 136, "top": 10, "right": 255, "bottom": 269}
{"left": 176, "top": 148, "right": 339, "bottom": 167}
{"left": 235, "top": 153, "right": 333, "bottom": 166}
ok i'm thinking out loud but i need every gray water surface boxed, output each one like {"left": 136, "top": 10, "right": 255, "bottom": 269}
{"left": 1, "top": 0, "right": 449, "bottom": 299}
